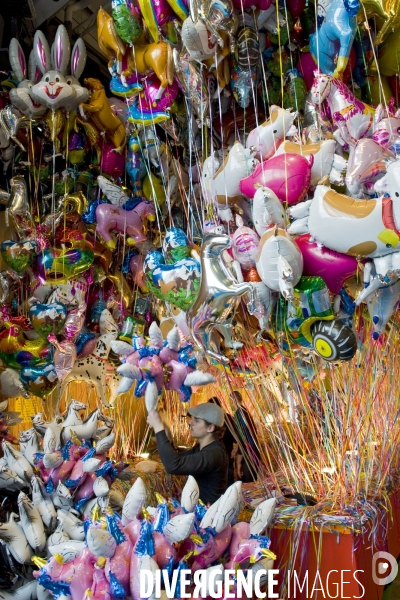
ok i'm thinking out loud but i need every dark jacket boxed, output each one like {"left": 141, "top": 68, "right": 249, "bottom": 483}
{"left": 155, "top": 430, "right": 228, "bottom": 504}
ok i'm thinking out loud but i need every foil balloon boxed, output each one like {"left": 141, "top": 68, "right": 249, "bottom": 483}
{"left": 112, "top": 0, "right": 143, "bottom": 43}
{"left": 101, "top": 143, "right": 126, "bottom": 178}
{"left": 372, "top": 117, "right": 400, "bottom": 152}
{"left": 34, "top": 231, "right": 94, "bottom": 283}
{"left": 31, "top": 27, "right": 89, "bottom": 111}
{"left": 367, "top": 279, "right": 400, "bottom": 340}
{"left": 187, "top": 233, "right": 254, "bottom": 364}
{"left": 252, "top": 185, "right": 286, "bottom": 237}
{"left": 29, "top": 303, "right": 68, "bottom": 339}
{"left": 80, "top": 78, "right": 127, "bottom": 153}
{"left": 240, "top": 153, "right": 312, "bottom": 205}
{"left": 345, "top": 139, "right": 394, "bottom": 196}
{"left": 246, "top": 106, "right": 298, "bottom": 161}
{"left": 296, "top": 234, "right": 357, "bottom": 295}
{"left": 47, "top": 334, "right": 77, "bottom": 382}
{"left": 309, "top": 0, "right": 359, "bottom": 78}
{"left": 309, "top": 73, "right": 375, "bottom": 144}
{"left": 212, "top": 142, "right": 258, "bottom": 205}
{"left": 231, "top": 216, "right": 260, "bottom": 270}
{"left": 181, "top": 17, "right": 217, "bottom": 61}
{"left": 256, "top": 228, "right": 303, "bottom": 299}
{"left": 294, "top": 161, "right": 400, "bottom": 264}
{"left": 143, "top": 228, "right": 201, "bottom": 311}
{"left": 3, "top": 176, "right": 35, "bottom": 240}
{"left": 20, "top": 363, "right": 58, "bottom": 398}
{"left": 1, "top": 239, "right": 38, "bottom": 273}
{"left": 8, "top": 38, "right": 47, "bottom": 118}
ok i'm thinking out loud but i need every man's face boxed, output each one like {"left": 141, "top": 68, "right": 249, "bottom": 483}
{"left": 188, "top": 416, "right": 214, "bottom": 439}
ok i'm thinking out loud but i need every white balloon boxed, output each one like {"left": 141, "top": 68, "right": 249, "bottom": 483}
{"left": 31, "top": 475, "right": 57, "bottom": 529}
{"left": 180, "top": 475, "right": 200, "bottom": 512}
{"left": 256, "top": 228, "right": 303, "bottom": 299}
{"left": 246, "top": 106, "right": 298, "bottom": 161}
{"left": 57, "top": 509, "right": 85, "bottom": 541}
{"left": 48, "top": 540, "right": 85, "bottom": 562}
{"left": 2, "top": 441, "right": 33, "bottom": 482}
{"left": 87, "top": 526, "right": 116, "bottom": 557}
{"left": 93, "top": 476, "right": 110, "bottom": 497}
{"left": 249, "top": 497, "right": 277, "bottom": 535}
{"left": 18, "top": 492, "right": 46, "bottom": 551}
{"left": 200, "top": 497, "right": 221, "bottom": 529}
{"left": 0, "top": 513, "right": 32, "bottom": 564}
{"left": 0, "top": 580, "right": 38, "bottom": 600}
{"left": 252, "top": 185, "right": 286, "bottom": 237}
{"left": 163, "top": 512, "right": 195, "bottom": 543}
{"left": 212, "top": 483, "right": 240, "bottom": 533}
{"left": 122, "top": 477, "right": 147, "bottom": 525}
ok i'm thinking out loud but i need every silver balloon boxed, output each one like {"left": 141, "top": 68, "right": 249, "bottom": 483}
{"left": 0, "top": 106, "right": 26, "bottom": 151}
{"left": 187, "top": 233, "right": 254, "bottom": 364}
{"left": 5, "top": 176, "right": 35, "bottom": 239}
{"left": 0, "top": 270, "right": 20, "bottom": 303}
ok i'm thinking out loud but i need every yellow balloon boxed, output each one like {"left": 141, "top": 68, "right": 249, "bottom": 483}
{"left": 143, "top": 173, "right": 166, "bottom": 205}
{"left": 368, "top": 71, "right": 393, "bottom": 104}
{"left": 377, "top": 30, "right": 400, "bottom": 75}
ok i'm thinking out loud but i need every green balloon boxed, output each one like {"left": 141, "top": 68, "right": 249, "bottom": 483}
{"left": 112, "top": 5, "right": 143, "bottom": 44}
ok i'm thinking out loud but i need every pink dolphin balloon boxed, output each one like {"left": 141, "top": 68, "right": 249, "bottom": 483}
{"left": 239, "top": 154, "right": 313, "bottom": 205}
{"left": 225, "top": 534, "right": 271, "bottom": 570}
{"left": 228, "top": 521, "right": 250, "bottom": 558}
{"left": 295, "top": 234, "right": 358, "bottom": 294}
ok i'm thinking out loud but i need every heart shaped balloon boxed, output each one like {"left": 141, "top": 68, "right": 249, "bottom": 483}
{"left": 20, "top": 362, "right": 58, "bottom": 398}
{"left": 1, "top": 240, "right": 38, "bottom": 273}
{"left": 29, "top": 303, "right": 68, "bottom": 339}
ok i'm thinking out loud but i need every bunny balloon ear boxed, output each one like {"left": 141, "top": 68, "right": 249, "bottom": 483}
{"left": 28, "top": 51, "right": 41, "bottom": 84}
{"left": 9, "top": 39, "right": 26, "bottom": 83}
{"left": 53, "top": 24, "right": 71, "bottom": 75}
{"left": 71, "top": 38, "right": 87, "bottom": 80}
{"left": 33, "top": 30, "right": 51, "bottom": 74}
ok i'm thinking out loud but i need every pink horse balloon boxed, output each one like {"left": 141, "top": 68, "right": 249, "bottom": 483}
{"left": 84, "top": 200, "right": 156, "bottom": 250}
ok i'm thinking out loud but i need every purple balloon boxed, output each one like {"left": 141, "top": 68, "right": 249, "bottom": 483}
{"left": 296, "top": 234, "right": 358, "bottom": 294}
{"left": 296, "top": 53, "right": 317, "bottom": 90}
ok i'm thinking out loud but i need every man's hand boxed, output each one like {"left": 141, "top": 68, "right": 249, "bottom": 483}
{"left": 147, "top": 410, "right": 165, "bottom": 434}
{"left": 235, "top": 454, "right": 244, "bottom": 479}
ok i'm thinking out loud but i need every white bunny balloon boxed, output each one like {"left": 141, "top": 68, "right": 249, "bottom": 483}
{"left": 8, "top": 39, "right": 47, "bottom": 118}
{"left": 30, "top": 25, "right": 88, "bottom": 112}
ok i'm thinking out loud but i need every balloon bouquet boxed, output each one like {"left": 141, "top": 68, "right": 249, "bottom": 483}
{"left": 1, "top": 0, "right": 400, "bottom": 409}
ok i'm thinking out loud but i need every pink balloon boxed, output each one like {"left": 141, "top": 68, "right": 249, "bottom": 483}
{"left": 285, "top": 0, "right": 306, "bottom": 18}
{"left": 228, "top": 521, "right": 250, "bottom": 558}
{"left": 154, "top": 531, "right": 177, "bottom": 568}
{"left": 231, "top": 220, "right": 260, "bottom": 269}
{"left": 225, "top": 535, "right": 270, "bottom": 569}
{"left": 129, "top": 554, "right": 141, "bottom": 600}
{"left": 295, "top": 234, "right": 358, "bottom": 295}
{"left": 75, "top": 471, "right": 96, "bottom": 501}
{"left": 77, "top": 337, "right": 97, "bottom": 359}
{"left": 239, "top": 154, "right": 313, "bottom": 206}
{"left": 139, "top": 75, "right": 179, "bottom": 114}
{"left": 105, "top": 539, "right": 133, "bottom": 595}
{"left": 101, "top": 143, "right": 126, "bottom": 178}
{"left": 296, "top": 53, "right": 317, "bottom": 90}
{"left": 124, "top": 518, "right": 142, "bottom": 546}
{"left": 345, "top": 139, "right": 394, "bottom": 195}
{"left": 192, "top": 525, "right": 232, "bottom": 570}
{"left": 70, "top": 547, "right": 97, "bottom": 600}
{"left": 89, "top": 564, "right": 112, "bottom": 600}
{"left": 48, "top": 335, "right": 77, "bottom": 383}
{"left": 48, "top": 458, "right": 76, "bottom": 488}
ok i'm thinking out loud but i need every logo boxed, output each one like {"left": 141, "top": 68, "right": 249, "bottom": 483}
{"left": 372, "top": 551, "right": 398, "bottom": 586}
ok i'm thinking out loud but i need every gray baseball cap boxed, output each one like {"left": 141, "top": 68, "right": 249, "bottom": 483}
{"left": 187, "top": 402, "right": 225, "bottom": 427}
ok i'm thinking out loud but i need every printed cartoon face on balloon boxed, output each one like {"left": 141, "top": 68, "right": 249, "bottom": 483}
{"left": 30, "top": 25, "right": 88, "bottom": 112}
